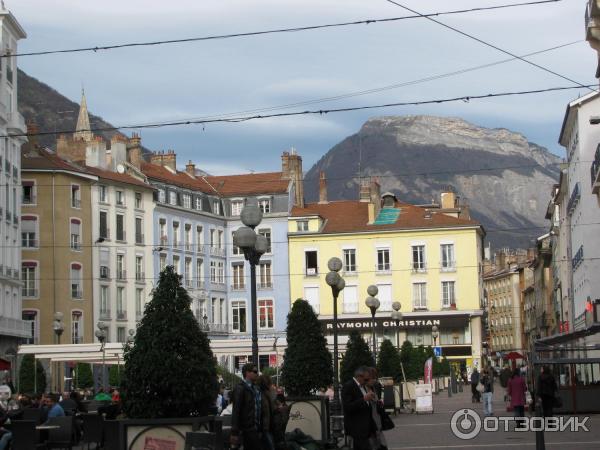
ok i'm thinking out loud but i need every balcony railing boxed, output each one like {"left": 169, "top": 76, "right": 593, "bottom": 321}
{"left": 116, "top": 231, "right": 126, "bottom": 242}
{"left": 70, "top": 236, "right": 81, "bottom": 250}
{"left": 160, "top": 236, "right": 168, "bottom": 246}
{"left": 117, "top": 311, "right": 127, "bottom": 321}
{"left": 184, "top": 279, "right": 193, "bottom": 288}
{"left": 22, "top": 288, "right": 38, "bottom": 298}
{"left": 0, "top": 317, "right": 34, "bottom": 339}
{"left": 117, "top": 270, "right": 127, "bottom": 281}
{"left": 71, "top": 198, "right": 81, "bottom": 208}
{"left": 135, "top": 272, "right": 145, "bottom": 282}
{"left": 440, "top": 261, "right": 456, "bottom": 272}
{"left": 71, "top": 287, "right": 83, "bottom": 299}
{"left": 72, "top": 336, "right": 83, "bottom": 344}
{"left": 12, "top": 269, "right": 19, "bottom": 279}
{"left": 22, "top": 194, "right": 36, "bottom": 205}
{"left": 22, "top": 238, "right": 38, "bottom": 248}
{"left": 100, "top": 266, "right": 110, "bottom": 279}
{"left": 99, "top": 228, "right": 110, "bottom": 240}
{"left": 591, "top": 144, "right": 600, "bottom": 194}
{"left": 99, "top": 309, "right": 111, "bottom": 320}
{"left": 257, "top": 281, "right": 273, "bottom": 289}
{"left": 567, "top": 182, "right": 581, "bottom": 216}
{"left": 231, "top": 283, "right": 245, "bottom": 291}
{"left": 135, "top": 234, "right": 144, "bottom": 245}
{"left": 343, "top": 302, "right": 358, "bottom": 314}
{"left": 305, "top": 268, "right": 318, "bottom": 276}
{"left": 210, "top": 247, "right": 225, "bottom": 257}
{"left": 203, "top": 323, "right": 232, "bottom": 334}
{"left": 411, "top": 263, "right": 427, "bottom": 273}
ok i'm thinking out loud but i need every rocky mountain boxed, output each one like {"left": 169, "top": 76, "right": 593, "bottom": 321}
{"left": 305, "top": 115, "right": 561, "bottom": 249}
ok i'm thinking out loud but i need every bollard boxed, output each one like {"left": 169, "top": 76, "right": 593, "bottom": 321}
{"left": 535, "top": 398, "right": 546, "bottom": 450}
{"left": 448, "top": 377, "right": 452, "bottom": 397}
{"left": 452, "top": 377, "right": 458, "bottom": 394}
{"left": 459, "top": 381, "right": 463, "bottom": 392}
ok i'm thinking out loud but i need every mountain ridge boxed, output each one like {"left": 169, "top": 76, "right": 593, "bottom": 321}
{"left": 305, "top": 115, "right": 561, "bottom": 249}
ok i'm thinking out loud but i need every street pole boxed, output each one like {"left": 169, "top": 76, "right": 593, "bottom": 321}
{"left": 365, "top": 286, "right": 380, "bottom": 362}
{"left": 325, "top": 257, "right": 345, "bottom": 442}
{"left": 370, "top": 310, "right": 376, "bottom": 359}
{"left": 250, "top": 261, "right": 259, "bottom": 365}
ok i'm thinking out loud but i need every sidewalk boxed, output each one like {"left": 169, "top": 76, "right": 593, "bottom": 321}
{"left": 383, "top": 384, "right": 600, "bottom": 449}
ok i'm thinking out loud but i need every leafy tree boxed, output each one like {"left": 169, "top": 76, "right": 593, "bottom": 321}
{"left": 340, "top": 330, "right": 375, "bottom": 383}
{"left": 376, "top": 339, "right": 401, "bottom": 380}
{"left": 109, "top": 365, "right": 122, "bottom": 387}
{"left": 216, "top": 365, "right": 242, "bottom": 389}
{"left": 18, "top": 354, "right": 46, "bottom": 393}
{"left": 75, "top": 363, "right": 93, "bottom": 389}
{"left": 121, "top": 266, "right": 218, "bottom": 418}
{"left": 281, "top": 299, "right": 332, "bottom": 396}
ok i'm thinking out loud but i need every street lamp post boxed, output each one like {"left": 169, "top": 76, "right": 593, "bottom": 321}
{"left": 391, "top": 301, "right": 403, "bottom": 349}
{"left": 233, "top": 203, "right": 268, "bottom": 366}
{"left": 94, "top": 322, "right": 108, "bottom": 391}
{"left": 325, "top": 257, "right": 345, "bottom": 440}
{"left": 365, "top": 285, "right": 380, "bottom": 361}
{"left": 432, "top": 325, "right": 439, "bottom": 347}
{"left": 52, "top": 312, "right": 64, "bottom": 392}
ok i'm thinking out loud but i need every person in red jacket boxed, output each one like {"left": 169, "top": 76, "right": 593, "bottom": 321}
{"left": 507, "top": 368, "right": 527, "bottom": 426}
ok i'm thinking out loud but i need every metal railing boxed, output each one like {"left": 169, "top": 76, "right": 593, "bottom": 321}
{"left": 71, "top": 287, "right": 83, "bottom": 299}
{"left": 411, "top": 262, "right": 427, "bottom": 273}
{"left": 160, "top": 236, "right": 168, "bottom": 246}
{"left": 22, "top": 238, "right": 38, "bottom": 248}
{"left": 100, "top": 266, "right": 110, "bottom": 279}
{"left": 440, "top": 260, "right": 456, "bottom": 271}
{"left": 22, "top": 194, "right": 36, "bottom": 204}
{"left": 71, "top": 198, "right": 81, "bottom": 208}
{"left": 231, "top": 283, "right": 245, "bottom": 291}
{"left": 117, "top": 311, "right": 128, "bottom": 320}
{"left": 0, "top": 317, "right": 33, "bottom": 339}
{"left": 70, "top": 236, "right": 81, "bottom": 250}
{"left": 22, "top": 287, "right": 38, "bottom": 298}
{"left": 116, "top": 231, "right": 126, "bottom": 242}
{"left": 567, "top": 182, "right": 581, "bottom": 216}
{"left": 135, "top": 271, "right": 145, "bottom": 282}
{"left": 135, "top": 234, "right": 144, "bottom": 245}
{"left": 99, "top": 309, "right": 111, "bottom": 320}
{"left": 257, "top": 281, "right": 273, "bottom": 289}
{"left": 210, "top": 247, "right": 225, "bottom": 257}
{"left": 117, "top": 270, "right": 127, "bottom": 281}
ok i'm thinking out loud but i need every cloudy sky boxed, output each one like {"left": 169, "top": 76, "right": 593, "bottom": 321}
{"left": 9, "top": 0, "right": 597, "bottom": 174}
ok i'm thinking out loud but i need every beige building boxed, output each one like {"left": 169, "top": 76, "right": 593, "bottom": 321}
{"left": 21, "top": 143, "right": 97, "bottom": 346}
{"left": 483, "top": 254, "right": 530, "bottom": 365}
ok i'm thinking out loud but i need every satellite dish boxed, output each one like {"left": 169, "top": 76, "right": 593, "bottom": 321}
{"left": 116, "top": 164, "right": 125, "bottom": 174}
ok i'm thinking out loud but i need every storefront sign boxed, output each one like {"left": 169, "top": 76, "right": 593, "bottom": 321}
{"left": 321, "top": 314, "right": 469, "bottom": 332}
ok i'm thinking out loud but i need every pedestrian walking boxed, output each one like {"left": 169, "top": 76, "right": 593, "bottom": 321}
{"left": 342, "top": 366, "right": 376, "bottom": 450}
{"left": 470, "top": 367, "right": 481, "bottom": 403}
{"left": 507, "top": 368, "right": 527, "bottom": 426}
{"left": 231, "top": 363, "right": 263, "bottom": 450}
{"left": 481, "top": 367, "right": 494, "bottom": 417}
{"left": 536, "top": 365, "right": 558, "bottom": 418}
{"left": 366, "top": 368, "right": 389, "bottom": 450}
{"left": 257, "top": 375, "right": 276, "bottom": 450}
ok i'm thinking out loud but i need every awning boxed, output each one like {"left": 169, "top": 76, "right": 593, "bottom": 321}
{"left": 504, "top": 351, "right": 524, "bottom": 360}
{"left": 535, "top": 324, "right": 600, "bottom": 347}
{"left": 18, "top": 343, "right": 125, "bottom": 364}
{"left": 0, "top": 359, "right": 11, "bottom": 370}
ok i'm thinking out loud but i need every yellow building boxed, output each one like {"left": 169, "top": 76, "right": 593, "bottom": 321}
{"left": 21, "top": 144, "right": 96, "bottom": 346}
{"left": 288, "top": 178, "right": 486, "bottom": 370}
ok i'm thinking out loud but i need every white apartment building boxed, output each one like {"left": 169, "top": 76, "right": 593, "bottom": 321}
{"left": 0, "top": 6, "right": 32, "bottom": 358}
{"left": 558, "top": 91, "right": 600, "bottom": 329}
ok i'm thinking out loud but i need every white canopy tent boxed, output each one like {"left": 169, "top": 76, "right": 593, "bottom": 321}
{"left": 18, "top": 343, "right": 125, "bottom": 365}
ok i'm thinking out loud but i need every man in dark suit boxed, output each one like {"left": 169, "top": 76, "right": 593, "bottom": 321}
{"left": 342, "top": 366, "right": 376, "bottom": 450}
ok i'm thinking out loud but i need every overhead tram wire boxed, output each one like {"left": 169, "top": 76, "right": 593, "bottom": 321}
{"left": 4, "top": 0, "right": 561, "bottom": 59}
{"left": 384, "top": 0, "right": 591, "bottom": 92}
{"left": 3, "top": 84, "right": 597, "bottom": 139}
{"left": 126, "top": 39, "right": 583, "bottom": 127}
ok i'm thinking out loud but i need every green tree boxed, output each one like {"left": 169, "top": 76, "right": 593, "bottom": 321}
{"left": 121, "top": 266, "right": 218, "bottom": 418}
{"left": 340, "top": 330, "right": 375, "bottom": 383}
{"left": 75, "top": 363, "right": 93, "bottom": 389}
{"left": 109, "top": 365, "right": 122, "bottom": 387}
{"left": 281, "top": 299, "right": 332, "bottom": 396}
{"left": 18, "top": 354, "right": 46, "bottom": 393}
{"left": 376, "top": 339, "right": 401, "bottom": 380}
{"left": 216, "top": 365, "right": 242, "bottom": 389}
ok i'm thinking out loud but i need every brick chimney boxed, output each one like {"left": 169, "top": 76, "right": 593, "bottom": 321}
{"left": 150, "top": 150, "right": 164, "bottom": 166}
{"left": 281, "top": 149, "right": 304, "bottom": 208}
{"left": 163, "top": 149, "right": 176, "bottom": 172}
{"left": 186, "top": 160, "right": 196, "bottom": 177}
{"left": 458, "top": 203, "right": 471, "bottom": 220}
{"left": 318, "top": 171, "right": 328, "bottom": 204}
{"left": 127, "top": 132, "right": 143, "bottom": 169}
{"left": 367, "top": 177, "right": 381, "bottom": 224}
{"left": 441, "top": 188, "right": 457, "bottom": 209}
{"left": 56, "top": 134, "right": 87, "bottom": 163}
{"left": 495, "top": 251, "right": 507, "bottom": 270}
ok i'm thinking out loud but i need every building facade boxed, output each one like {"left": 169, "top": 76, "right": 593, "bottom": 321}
{"left": 288, "top": 180, "right": 486, "bottom": 371}
{"left": 0, "top": 6, "right": 30, "bottom": 360}
{"left": 21, "top": 145, "right": 97, "bottom": 346}
{"left": 558, "top": 91, "right": 600, "bottom": 330}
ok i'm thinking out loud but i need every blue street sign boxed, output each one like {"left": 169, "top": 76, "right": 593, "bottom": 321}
{"left": 434, "top": 346, "right": 442, "bottom": 357}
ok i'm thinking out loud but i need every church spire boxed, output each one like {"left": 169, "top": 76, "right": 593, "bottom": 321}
{"left": 74, "top": 88, "right": 93, "bottom": 142}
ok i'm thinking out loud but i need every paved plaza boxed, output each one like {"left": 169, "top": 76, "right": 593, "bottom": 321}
{"left": 384, "top": 386, "right": 600, "bottom": 450}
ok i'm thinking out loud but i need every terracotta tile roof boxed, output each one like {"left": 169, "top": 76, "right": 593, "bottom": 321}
{"left": 291, "top": 200, "right": 481, "bottom": 234}
{"left": 22, "top": 147, "right": 89, "bottom": 174}
{"left": 84, "top": 166, "right": 152, "bottom": 189}
{"left": 141, "top": 162, "right": 215, "bottom": 194}
{"left": 204, "top": 172, "right": 289, "bottom": 197}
